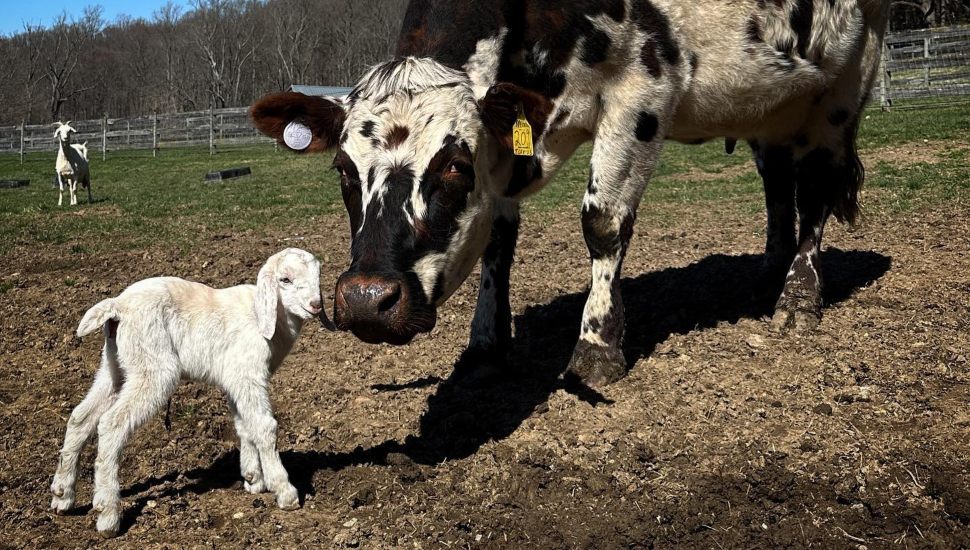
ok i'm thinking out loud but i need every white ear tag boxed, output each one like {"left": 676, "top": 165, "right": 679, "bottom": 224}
{"left": 283, "top": 121, "right": 313, "bottom": 151}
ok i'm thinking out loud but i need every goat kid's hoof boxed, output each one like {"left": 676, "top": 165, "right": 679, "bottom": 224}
{"left": 276, "top": 485, "right": 300, "bottom": 510}
{"left": 244, "top": 479, "right": 267, "bottom": 494}
{"left": 566, "top": 341, "right": 627, "bottom": 388}
{"left": 96, "top": 509, "right": 121, "bottom": 538}
{"left": 50, "top": 483, "right": 75, "bottom": 514}
{"left": 50, "top": 494, "right": 74, "bottom": 515}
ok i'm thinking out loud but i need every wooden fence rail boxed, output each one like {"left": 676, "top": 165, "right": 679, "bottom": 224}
{"left": 880, "top": 25, "right": 970, "bottom": 107}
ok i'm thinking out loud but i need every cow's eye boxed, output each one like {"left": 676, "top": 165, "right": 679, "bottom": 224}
{"left": 444, "top": 161, "right": 471, "bottom": 179}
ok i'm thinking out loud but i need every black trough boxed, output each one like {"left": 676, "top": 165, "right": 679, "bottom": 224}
{"left": 205, "top": 167, "right": 252, "bottom": 182}
{"left": 0, "top": 180, "right": 29, "bottom": 189}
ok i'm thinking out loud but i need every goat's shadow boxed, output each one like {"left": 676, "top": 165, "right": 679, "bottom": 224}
{"left": 114, "top": 248, "right": 890, "bottom": 533}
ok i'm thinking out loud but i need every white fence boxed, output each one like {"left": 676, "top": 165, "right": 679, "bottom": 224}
{"left": 0, "top": 107, "right": 273, "bottom": 159}
{"left": 880, "top": 25, "right": 970, "bottom": 108}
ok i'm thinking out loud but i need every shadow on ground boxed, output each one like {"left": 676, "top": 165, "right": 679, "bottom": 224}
{"left": 117, "top": 249, "right": 891, "bottom": 532}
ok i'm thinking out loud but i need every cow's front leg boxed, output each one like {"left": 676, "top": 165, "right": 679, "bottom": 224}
{"left": 466, "top": 199, "right": 520, "bottom": 368}
{"left": 567, "top": 89, "right": 669, "bottom": 386}
{"left": 567, "top": 199, "right": 636, "bottom": 386}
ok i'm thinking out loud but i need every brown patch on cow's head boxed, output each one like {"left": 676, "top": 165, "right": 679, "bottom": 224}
{"left": 386, "top": 125, "right": 411, "bottom": 149}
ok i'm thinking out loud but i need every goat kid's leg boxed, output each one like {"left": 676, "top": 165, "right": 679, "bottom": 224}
{"left": 93, "top": 370, "right": 176, "bottom": 537}
{"left": 57, "top": 174, "right": 64, "bottom": 207}
{"left": 51, "top": 356, "right": 119, "bottom": 513}
{"left": 228, "top": 381, "right": 299, "bottom": 510}
{"left": 567, "top": 76, "right": 671, "bottom": 387}
{"left": 465, "top": 199, "right": 520, "bottom": 374}
{"left": 70, "top": 179, "right": 78, "bottom": 206}
{"left": 227, "top": 398, "right": 265, "bottom": 494}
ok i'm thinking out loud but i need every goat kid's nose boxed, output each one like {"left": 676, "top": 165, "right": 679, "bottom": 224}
{"left": 308, "top": 298, "right": 322, "bottom": 313}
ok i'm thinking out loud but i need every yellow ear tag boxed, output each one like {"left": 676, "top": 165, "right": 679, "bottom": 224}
{"left": 512, "top": 109, "right": 534, "bottom": 157}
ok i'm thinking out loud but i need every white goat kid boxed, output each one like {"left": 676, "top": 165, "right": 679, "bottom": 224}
{"left": 53, "top": 121, "right": 92, "bottom": 206}
{"left": 49, "top": 248, "right": 333, "bottom": 537}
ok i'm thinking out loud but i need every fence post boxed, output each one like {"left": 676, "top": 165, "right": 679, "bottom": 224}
{"left": 209, "top": 102, "right": 215, "bottom": 156}
{"left": 923, "top": 37, "right": 931, "bottom": 89}
{"left": 880, "top": 40, "right": 891, "bottom": 111}
{"left": 102, "top": 115, "right": 108, "bottom": 162}
{"left": 152, "top": 113, "right": 158, "bottom": 158}
{"left": 19, "top": 120, "right": 25, "bottom": 165}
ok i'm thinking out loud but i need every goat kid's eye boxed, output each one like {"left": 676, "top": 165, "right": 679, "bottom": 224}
{"left": 280, "top": 277, "right": 292, "bottom": 285}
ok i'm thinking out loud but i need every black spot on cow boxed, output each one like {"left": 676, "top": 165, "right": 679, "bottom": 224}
{"left": 747, "top": 17, "right": 763, "bottom": 43}
{"left": 828, "top": 109, "right": 850, "bottom": 126}
{"left": 506, "top": 156, "right": 544, "bottom": 198}
{"left": 641, "top": 40, "right": 662, "bottom": 77}
{"left": 794, "top": 134, "right": 809, "bottom": 147}
{"left": 631, "top": 0, "right": 681, "bottom": 66}
{"left": 587, "top": 172, "right": 598, "bottom": 196}
{"left": 582, "top": 29, "right": 612, "bottom": 66}
{"left": 361, "top": 120, "right": 376, "bottom": 138}
{"left": 545, "top": 72, "right": 568, "bottom": 98}
{"left": 635, "top": 112, "right": 659, "bottom": 142}
{"left": 601, "top": 0, "right": 626, "bottom": 22}
{"left": 581, "top": 205, "right": 635, "bottom": 261}
{"left": 790, "top": 0, "right": 815, "bottom": 59}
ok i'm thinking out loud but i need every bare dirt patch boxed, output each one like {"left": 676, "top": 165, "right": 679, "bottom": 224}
{"left": 1, "top": 200, "right": 968, "bottom": 548}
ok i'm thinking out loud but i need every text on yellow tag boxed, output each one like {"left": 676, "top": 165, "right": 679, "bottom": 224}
{"left": 512, "top": 112, "right": 534, "bottom": 157}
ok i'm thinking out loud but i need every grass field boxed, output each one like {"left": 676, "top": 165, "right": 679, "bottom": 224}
{"left": 1, "top": 103, "right": 968, "bottom": 258}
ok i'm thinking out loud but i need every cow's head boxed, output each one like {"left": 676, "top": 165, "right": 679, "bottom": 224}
{"left": 251, "top": 57, "right": 551, "bottom": 345}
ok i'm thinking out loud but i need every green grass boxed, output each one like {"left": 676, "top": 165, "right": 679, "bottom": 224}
{"left": 1, "top": 103, "right": 968, "bottom": 257}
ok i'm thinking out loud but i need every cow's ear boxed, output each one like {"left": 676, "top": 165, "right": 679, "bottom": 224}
{"left": 250, "top": 92, "right": 346, "bottom": 153}
{"left": 479, "top": 83, "right": 554, "bottom": 150}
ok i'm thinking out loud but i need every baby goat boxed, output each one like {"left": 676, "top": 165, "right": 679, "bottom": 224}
{"left": 49, "top": 248, "right": 334, "bottom": 537}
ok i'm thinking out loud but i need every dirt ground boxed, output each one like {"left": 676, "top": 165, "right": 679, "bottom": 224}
{"left": 1, "top": 188, "right": 968, "bottom": 548}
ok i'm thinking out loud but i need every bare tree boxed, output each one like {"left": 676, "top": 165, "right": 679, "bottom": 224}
{"left": 41, "top": 7, "right": 104, "bottom": 121}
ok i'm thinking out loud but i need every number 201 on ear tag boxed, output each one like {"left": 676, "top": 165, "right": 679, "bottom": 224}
{"left": 512, "top": 112, "right": 534, "bottom": 157}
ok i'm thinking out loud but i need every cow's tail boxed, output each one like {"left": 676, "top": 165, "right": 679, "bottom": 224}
{"left": 832, "top": 119, "right": 864, "bottom": 226}
{"left": 77, "top": 298, "right": 119, "bottom": 337}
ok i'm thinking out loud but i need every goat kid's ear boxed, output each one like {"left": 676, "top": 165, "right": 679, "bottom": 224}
{"left": 254, "top": 263, "right": 278, "bottom": 340}
{"left": 250, "top": 92, "right": 346, "bottom": 153}
{"left": 479, "top": 83, "right": 554, "bottom": 151}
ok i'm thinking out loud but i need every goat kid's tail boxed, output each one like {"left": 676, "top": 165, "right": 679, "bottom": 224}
{"left": 77, "top": 298, "right": 119, "bottom": 337}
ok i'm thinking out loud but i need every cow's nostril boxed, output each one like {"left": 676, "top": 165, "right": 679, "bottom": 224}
{"left": 377, "top": 282, "right": 402, "bottom": 314}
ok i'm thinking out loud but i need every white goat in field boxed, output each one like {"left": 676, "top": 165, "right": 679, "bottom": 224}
{"left": 53, "top": 121, "right": 92, "bottom": 206}
{"left": 49, "top": 248, "right": 334, "bottom": 537}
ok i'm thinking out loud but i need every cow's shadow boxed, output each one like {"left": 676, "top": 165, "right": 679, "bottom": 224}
{"left": 401, "top": 248, "right": 891, "bottom": 464}
{"left": 113, "top": 248, "right": 891, "bottom": 534}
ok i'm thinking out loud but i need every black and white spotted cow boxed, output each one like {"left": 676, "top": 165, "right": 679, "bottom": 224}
{"left": 251, "top": 0, "right": 890, "bottom": 386}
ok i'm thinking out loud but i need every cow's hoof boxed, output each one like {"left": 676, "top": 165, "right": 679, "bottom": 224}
{"left": 566, "top": 341, "right": 627, "bottom": 388}
{"left": 771, "top": 304, "right": 821, "bottom": 334}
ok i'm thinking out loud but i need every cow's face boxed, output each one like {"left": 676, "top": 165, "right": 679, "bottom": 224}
{"left": 251, "top": 58, "right": 550, "bottom": 345}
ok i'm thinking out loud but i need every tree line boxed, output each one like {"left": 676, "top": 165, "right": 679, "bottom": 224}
{"left": 0, "top": 0, "right": 408, "bottom": 125}
{"left": 0, "top": 0, "right": 967, "bottom": 125}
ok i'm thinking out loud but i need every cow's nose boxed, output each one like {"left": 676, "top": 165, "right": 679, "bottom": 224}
{"left": 334, "top": 273, "right": 407, "bottom": 340}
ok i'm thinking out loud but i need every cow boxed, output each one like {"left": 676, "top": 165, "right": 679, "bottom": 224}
{"left": 251, "top": 0, "right": 890, "bottom": 386}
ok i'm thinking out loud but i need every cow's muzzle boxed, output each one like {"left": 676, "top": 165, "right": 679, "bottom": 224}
{"left": 333, "top": 272, "right": 435, "bottom": 345}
